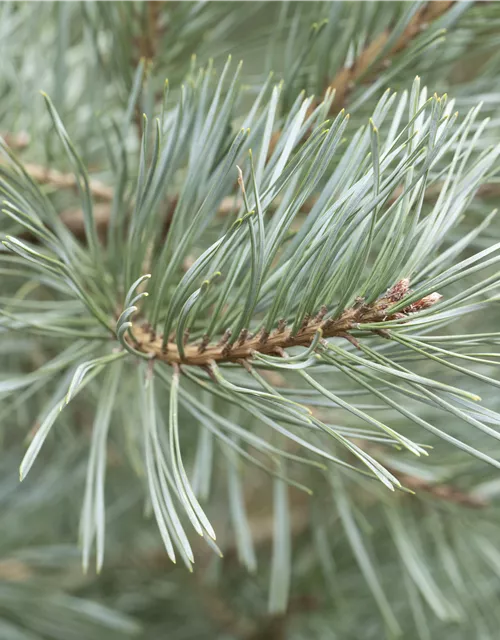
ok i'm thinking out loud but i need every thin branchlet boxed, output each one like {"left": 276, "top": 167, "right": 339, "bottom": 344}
{"left": 397, "top": 471, "right": 488, "bottom": 508}
{"left": 326, "top": 1, "right": 455, "bottom": 113}
{"left": 125, "top": 280, "right": 441, "bottom": 366}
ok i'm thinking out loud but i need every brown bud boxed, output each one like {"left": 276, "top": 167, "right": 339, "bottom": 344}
{"left": 417, "top": 292, "right": 442, "bottom": 308}
{"left": 386, "top": 278, "right": 410, "bottom": 302}
{"left": 403, "top": 292, "right": 442, "bottom": 314}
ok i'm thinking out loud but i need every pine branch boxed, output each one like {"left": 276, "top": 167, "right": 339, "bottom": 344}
{"left": 59, "top": 203, "right": 116, "bottom": 239}
{"left": 4, "top": 4, "right": 497, "bottom": 249}
{"left": 268, "top": 2, "right": 457, "bottom": 156}
{"left": 326, "top": 1, "right": 456, "bottom": 113}
{"left": 136, "top": 1, "right": 164, "bottom": 62}
{"left": 1, "top": 131, "right": 31, "bottom": 150}
{"left": 396, "top": 471, "right": 488, "bottom": 508}
{"left": 4, "top": 63, "right": 500, "bottom": 605}
{"left": 0, "top": 150, "right": 242, "bottom": 240}
{"left": 5, "top": 3, "right": 500, "bottom": 635}
{"left": 4, "top": 153, "right": 499, "bottom": 243}
{"left": 22, "top": 163, "right": 114, "bottom": 201}
{"left": 0, "top": 157, "right": 114, "bottom": 202}
{"left": 357, "top": 444, "right": 489, "bottom": 509}
{"left": 131, "top": 2, "right": 166, "bottom": 137}
{"left": 127, "top": 284, "right": 441, "bottom": 365}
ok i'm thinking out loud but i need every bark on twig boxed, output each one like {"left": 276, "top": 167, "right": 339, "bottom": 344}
{"left": 326, "top": 1, "right": 455, "bottom": 113}
{"left": 24, "top": 163, "right": 114, "bottom": 201}
{"left": 6, "top": 155, "right": 499, "bottom": 243}
{"left": 395, "top": 470, "right": 488, "bottom": 508}
{"left": 356, "top": 441, "right": 489, "bottom": 509}
{"left": 1, "top": 131, "right": 31, "bottom": 150}
{"left": 127, "top": 283, "right": 440, "bottom": 366}
{"left": 266, "top": 1, "right": 455, "bottom": 155}
{"left": 139, "top": 1, "right": 164, "bottom": 61}
{"left": 1, "top": 160, "right": 114, "bottom": 202}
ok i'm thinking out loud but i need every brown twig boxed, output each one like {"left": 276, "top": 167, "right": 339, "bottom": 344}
{"left": 140, "top": 1, "right": 164, "bottom": 61}
{"left": 132, "top": 1, "right": 166, "bottom": 137}
{"left": 266, "top": 1, "right": 455, "bottom": 156}
{"left": 396, "top": 470, "right": 488, "bottom": 508}
{"left": 126, "top": 281, "right": 440, "bottom": 366}
{"left": 1, "top": 131, "right": 31, "bottom": 151}
{"left": 130, "top": 307, "right": 368, "bottom": 365}
{"left": 326, "top": 1, "right": 455, "bottom": 113}
{"left": 0, "top": 559, "right": 33, "bottom": 582}
{"left": 60, "top": 203, "right": 114, "bottom": 239}
{"left": 292, "top": 180, "right": 500, "bottom": 222}
{"left": 22, "top": 170, "right": 500, "bottom": 243}
{"left": 0, "top": 134, "right": 114, "bottom": 203}
{"left": 350, "top": 432, "right": 489, "bottom": 509}
{"left": 0, "top": 3, "right": 462, "bottom": 247}
{"left": 7, "top": 155, "right": 499, "bottom": 242}
{"left": 0, "top": 150, "right": 242, "bottom": 240}
{"left": 9, "top": 162, "right": 114, "bottom": 202}
{"left": 389, "top": 180, "right": 500, "bottom": 206}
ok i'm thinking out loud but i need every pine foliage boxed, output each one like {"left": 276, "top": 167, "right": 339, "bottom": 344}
{"left": 1, "top": 2, "right": 500, "bottom": 639}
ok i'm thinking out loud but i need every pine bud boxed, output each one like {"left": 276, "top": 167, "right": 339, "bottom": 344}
{"left": 403, "top": 292, "right": 442, "bottom": 314}
{"left": 386, "top": 278, "right": 410, "bottom": 302}
{"left": 412, "top": 292, "right": 442, "bottom": 310}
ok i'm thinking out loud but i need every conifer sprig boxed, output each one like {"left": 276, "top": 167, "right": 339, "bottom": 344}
{"left": 3, "top": 3, "right": 500, "bottom": 637}
{"left": 2, "top": 67, "right": 499, "bottom": 481}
